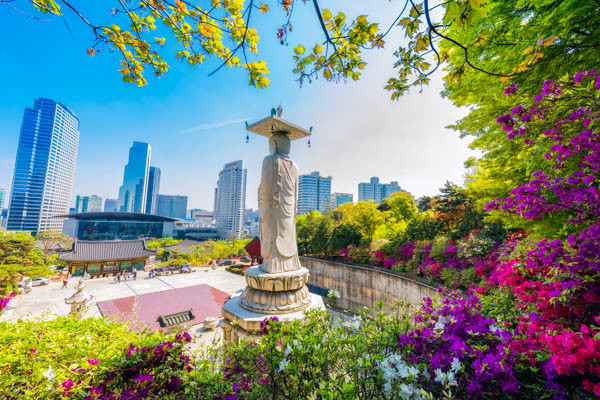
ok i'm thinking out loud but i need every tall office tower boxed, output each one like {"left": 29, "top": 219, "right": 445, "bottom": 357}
{"left": 328, "top": 192, "right": 353, "bottom": 210}
{"left": 103, "top": 198, "right": 118, "bottom": 212}
{"left": 7, "top": 98, "right": 80, "bottom": 233}
{"left": 297, "top": 171, "right": 332, "bottom": 215}
{"left": 145, "top": 166, "right": 161, "bottom": 214}
{"left": 118, "top": 141, "right": 151, "bottom": 213}
{"left": 156, "top": 194, "right": 188, "bottom": 219}
{"left": 358, "top": 177, "right": 405, "bottom": 203}
{"left": 75, "top": 195, "right": 103, "bottom": 213}
{"left": 214, "top": 160, "right": 247, "bottom": 239}
{"left": 0, "top": 188, "right": 5, "bottom": 228}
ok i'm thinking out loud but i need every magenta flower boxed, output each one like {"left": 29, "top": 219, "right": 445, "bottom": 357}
{"left": 29, "top": 349, "right": 36, "bottom": 355}
{"left": 136, "top": 373, "right": 153, "bottom": 384}
{"left": 60, "top": 379, "right": 74, "bottom": 392}
{"left": 88, "top": 359, "right": 99, "bottom": 365}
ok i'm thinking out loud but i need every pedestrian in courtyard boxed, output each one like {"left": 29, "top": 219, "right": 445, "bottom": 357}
{"left": 62, "top": 279, "right": 68, "bottom": 289}
{"left": 133, "top": 270, "right": 137, "bottom": 280}
{"left": 117, "top": 273, "right": 121, "bottom": 284}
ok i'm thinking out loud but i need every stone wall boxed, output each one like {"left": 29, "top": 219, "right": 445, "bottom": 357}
{"left": 301, "top": 257, "right": 441, "bottom": 312}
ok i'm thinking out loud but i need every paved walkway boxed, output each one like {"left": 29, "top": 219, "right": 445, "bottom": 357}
{"left": 0, "top": 268, "right": 246, "bottom": 323}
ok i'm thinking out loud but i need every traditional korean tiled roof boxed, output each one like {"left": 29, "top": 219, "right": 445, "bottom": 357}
{"left": 157, "top": 310, "right": 195, "bottom": 328}
{"left": 59, "top": 240, "right": 156, "bottom": 262}
{"left": 164, "top": 239, "right": 203, "bottom": 254}
{"left": 245, "top": 236, "right": 261, "bottom": 258}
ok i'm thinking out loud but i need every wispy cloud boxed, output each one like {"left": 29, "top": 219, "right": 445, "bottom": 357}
{"left": 179, "top": 116, "right": 257, "bottom": 135}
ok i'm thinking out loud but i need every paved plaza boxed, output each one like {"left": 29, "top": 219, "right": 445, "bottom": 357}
{"left": 0, "top": 268, "right": 246, "bottom": 323}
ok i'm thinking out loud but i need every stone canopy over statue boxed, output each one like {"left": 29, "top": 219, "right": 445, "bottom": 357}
{"left": 221, "top": 107, "right": 325, "bottom": 344}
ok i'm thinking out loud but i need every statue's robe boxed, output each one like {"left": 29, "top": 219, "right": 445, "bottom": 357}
{"left": 258, "top": 153, "right": 301, "bottom": 273}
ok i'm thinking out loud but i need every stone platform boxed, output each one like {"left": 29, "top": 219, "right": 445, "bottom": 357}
{"left": 221, "top": 293, "right": 325, "bottom": 344}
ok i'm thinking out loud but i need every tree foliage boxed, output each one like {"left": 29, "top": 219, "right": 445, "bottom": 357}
{"left": 0, "top": 231, "right": 50, "bottom": 288}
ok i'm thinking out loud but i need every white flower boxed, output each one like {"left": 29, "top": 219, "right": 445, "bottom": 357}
{"left": 434, "top": 368, "right": 445, "bottom": 384}
{"left": 42, "top": 365, "right": 55, "bottom": 381}
{"left": 327, "top": 289, "right": 340, "bottom": 299}
{"left": 284, "top": 344, "right": 293, "bottom": 356}
{"left": 450, "top": 358, "right": 461, "bottom": 374}
{"left": 278, "top": 359, "right": 289, "bottom": 372}
{"left": 433, "top": 315, "right": 447, "bottom": 331}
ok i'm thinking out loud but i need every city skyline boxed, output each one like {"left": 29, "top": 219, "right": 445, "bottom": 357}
{"left": 0, "top": 2, "right": 476, "bottom": 213}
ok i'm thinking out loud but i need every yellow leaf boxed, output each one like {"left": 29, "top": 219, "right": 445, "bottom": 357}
{"left": 324, "top": 69, "right": 332, "bottom": 79}
{"left": 259, "top": 2, "right": 269, "bottom": 13}
{"left": 175, "top": 0, "right": 187, "bottom": 14}
{"left": 294, "top": 45, "right": 305, "bottom": 55}
{"left": 321, "top": 9, "right": 332, "bottom": 21}
{"left": 398, "top": 17, "right": 411, "bottom": 27}
{"left": 313, "top": 44, "right": 323, "bottom": 54}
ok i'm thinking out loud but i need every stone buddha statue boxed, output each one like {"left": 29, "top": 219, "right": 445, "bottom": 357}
{"left": 258, "top": 132, "right": 302, "bottom": 273}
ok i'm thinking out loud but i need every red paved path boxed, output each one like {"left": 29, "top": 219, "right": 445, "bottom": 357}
{"left": 97, "top": 284, "right": 229, "bottom": 331}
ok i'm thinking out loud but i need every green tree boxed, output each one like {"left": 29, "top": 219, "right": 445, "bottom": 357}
{"left": 35, "top": 231, "right": 72, "bottom": 263}
{"left": 337, "top": 201, "right": 386, "bottom": 242}
{"left": 0, "top": 231, "right": 50, "bottom": 289}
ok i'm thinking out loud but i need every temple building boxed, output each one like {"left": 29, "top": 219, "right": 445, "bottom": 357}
{"left": 59, "top": 240, "right": 155, "bottom": 277}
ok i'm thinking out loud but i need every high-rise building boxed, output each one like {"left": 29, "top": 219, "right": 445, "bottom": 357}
{"left": 145, "top": 166, "right": 161, "bottom": 214}
{"left": 7, "top": 98, "right": 79, "bottom": 233}
{"left": 156, "top": 194, "right": 188, "bottom": 219}
{"left": 0, "top": 188, "right": 5, "bottom": 212}
{"left": 244, "top": 208, "right": 259, "bottom": 236}
{"left": 214, "top": 160, "right": 247, "bottom": 239}
{"left": 328, "top": 192, "right": 353, "bottom": 210}
{"left": 118, "top": 141, "right": 151, "bottom": 213}
{"left": 0, "top": 188, "right": 5, "bottom": 228}
{"left": 298, "top": 171, "right": 332, "bottom": 215}
{"left": 75, "top": 195, "right": 103, "bottom": 213}
{"left": 103, "top": 198, "right": 118, "bottom": 212}
{"left": 358, "top": 177, "right": 404, "bottom": 203}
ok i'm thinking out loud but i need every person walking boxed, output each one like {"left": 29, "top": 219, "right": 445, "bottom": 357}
{"left": 116, "top": 273, "right": 121, "bottom": 284}
{"left": 62, "top": 279, "right": 68, "bottom": 289}
{"left": 133, "top": 270, "right": 137, "bottom": 280}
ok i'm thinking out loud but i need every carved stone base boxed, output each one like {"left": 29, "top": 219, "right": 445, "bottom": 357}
{"left": 240, "top": 285, "right": 310, "bottom": 314}
{"left": 245, "top": 266, "right": 309, "bottom": 291}
{"left": 222, "top": 293, "right": 326, "bottom": 345}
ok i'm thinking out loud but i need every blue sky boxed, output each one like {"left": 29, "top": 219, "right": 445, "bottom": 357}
{"left": 0, "top": 1, "right": 475, "bottom": 210}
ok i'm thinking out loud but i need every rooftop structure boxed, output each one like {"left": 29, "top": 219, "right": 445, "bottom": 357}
{"left": 60, "top": 212, "right": 176, "bottom": 241}
{"left": 58, "top": 239, "right": 155, "bottom": 277}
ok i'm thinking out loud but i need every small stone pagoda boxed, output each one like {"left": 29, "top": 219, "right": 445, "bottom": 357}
{"left": 221, "top": 107, "right": 325, "bottom": 344}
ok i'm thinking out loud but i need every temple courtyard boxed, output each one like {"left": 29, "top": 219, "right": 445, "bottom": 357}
{"left": 0, "top": 268, "right": 246, "bottom": 325}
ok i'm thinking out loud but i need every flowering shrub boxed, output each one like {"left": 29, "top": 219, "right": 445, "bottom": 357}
{"left": 0, "top": 291, "right": 16, "bottom": 313}
{"left": 0, "top": 316, "right": 224, "bottom": 399}
{"left": 488, "top": 72, "right": 600, "bottom": 237}
{"left": 397, "top": 294, "right": 519, "bottom": 398}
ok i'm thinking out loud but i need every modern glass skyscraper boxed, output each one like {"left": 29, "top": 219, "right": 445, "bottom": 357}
{"left": 358, "top": 177, "right": 404, "bottom": 203}
{"left": 118, "top": 141, "right": 151, "bottom": 213}
{"left": 214, "top": 160, "right": 247, "bottom": 239}
{"left": 298, "top": 171, "right": 332, "bottom": 215}
{"left": 75, "top": 195, "right": 103, "bottom": 213}
{"left": 7, "top": 98, "right": 80, "bottom": 233}
{"left": 328, "top": 192, "right": 353, "bottom": 210}
{"left": 0, "top": 189, "right": 5, "bottom": 211}
{"left": 145, "top": 166, "right": 161, "bottom": 214}
{"left": 156, "top": 194, "right": 187, "bottom": 219}
{"left": 103, "top": 199, "right": 118, "bottom": 212}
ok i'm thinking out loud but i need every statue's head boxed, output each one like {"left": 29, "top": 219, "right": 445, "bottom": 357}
{"left": 269, "top": 132, "right": 291, "bottom": 155}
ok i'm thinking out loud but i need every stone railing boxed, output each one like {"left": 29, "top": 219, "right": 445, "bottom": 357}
{"left": 301, "top": 257, "right": 441, "bottom": 313}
